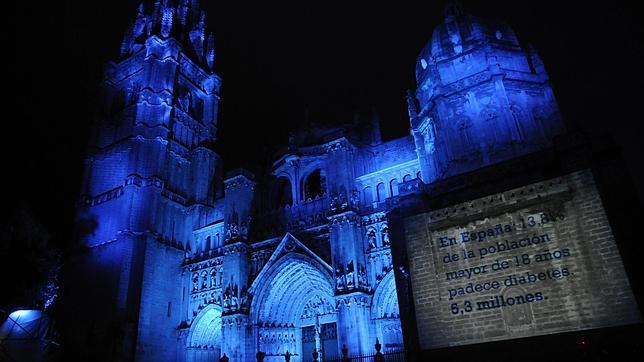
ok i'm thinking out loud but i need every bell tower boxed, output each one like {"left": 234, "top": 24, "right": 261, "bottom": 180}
{"left": 65, "top": 1, "right": 223, "bottom": 360}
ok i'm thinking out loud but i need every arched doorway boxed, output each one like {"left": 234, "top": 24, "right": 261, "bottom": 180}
{"left": 250, "top": 253, "right": 338, "bottom": 361}
{"left": 187, "top": 305, "right": 223, "bottom": 362}
{"left": 371, "top": 271, "right": 403, "bottom": 352}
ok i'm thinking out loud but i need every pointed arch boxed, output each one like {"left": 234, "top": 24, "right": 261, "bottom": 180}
{"left": 187, "top": 304, "right": 223, "bottom": 361}
{"left": 303, "top": 168, "right": 326, "bottom": 200}
{"left": 371, "top": 271, "right": 400, "bottom": 320}
{"left": 389, "top": 179, "right": 399, "bottom": 197}
{"left": 362, "top": 186, "right": 373, "bottom": 205}
{"left": 371, "top": 271, "right": 403, "bottom": 352}
{"left": 250, "top": 252, "right": 335, "bottom": 326}
{"left": 376, "top": 182, "right": 386, "bottom": 203}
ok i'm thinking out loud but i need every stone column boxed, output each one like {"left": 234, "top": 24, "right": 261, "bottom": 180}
{"left": 328, "top": 211, "right": 372, "bottom": 356}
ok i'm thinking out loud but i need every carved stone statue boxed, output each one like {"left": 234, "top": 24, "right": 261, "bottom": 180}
{"left": 346, "top": 261, "right": 355, "bottom": 288}
{"left": 367, "top": 230, "right": 377, "bottom": 249}
{"left": 381, "top": 227, "right": 390, "bottom": 246}
{"left": 192, "top": 273, "right": 199, "bottom": 291}
{"left": 335, "top": 267, "right": 345, "bottom": 290}
{"left": 359, "top": 265, "right": 368, "bottom": 289}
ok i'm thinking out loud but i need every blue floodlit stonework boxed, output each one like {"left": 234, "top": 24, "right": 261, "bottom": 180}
{"left": 74, "top": 1, "right": 563, "bottom": 361}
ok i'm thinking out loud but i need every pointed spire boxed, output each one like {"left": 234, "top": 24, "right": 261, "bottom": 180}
{"left": 406, "top": 90, "right": 418, "bottom": 120}
{"left": 119, "top": 0, "right": 215, "bottom": 72}
{"left": 370, "top": 107, "right": 382, "bottom": 145}
{"left": 206, "top": 32, "right": 215, "bottom": 71}
{"left": 160, "top": 0, "right": 174, "bottom": 38}
{"left": 177, "top": 0, "right": 189, "bottom": 26}
{"left": 189, "top": 10, "right": 206, "bottom": 61}
{"left": 199, "top": 10, "right": 206, "bottom": 28}
{"left": 132, "top": 2, "right": 147, "bottom": 38}
{"left": 120, "top": 27, "right": 134, "bottom": 57}
{"left": 153, "top": 0, "right": 162, "bottom": 24}
{"left": 190, "top": 0, "right": 200, "bottom": 18}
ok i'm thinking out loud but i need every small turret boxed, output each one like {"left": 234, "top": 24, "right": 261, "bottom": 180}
{"left": 152, "top": 0, "right": 162, "bottom": 24}
{"left": 116, "top": 0, "right": 214, "bottom": 67}
{"left": 177, "top": 0, "right": 189, "bottom": 26}
{"left": 160, "top": 0, "right": 174, "bottom": 38}
{"left": 120, "top": 28, "right": 133, "bottom": 57}
{"left": 206, "top": 32, "right": 216, "bottom": 71}
{"left": 190, "top": 11, "right": 206, "bottom": 61}
{"left": 132, "top": 3, "right": 146, "bottom": 38}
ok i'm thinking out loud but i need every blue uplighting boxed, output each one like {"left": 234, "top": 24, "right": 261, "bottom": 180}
{"left": 72, "top": 2, "right": 564, "bottom": 360}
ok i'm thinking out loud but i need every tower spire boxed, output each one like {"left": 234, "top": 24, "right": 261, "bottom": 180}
{"left": 160, "top": 0, "right": 174, "bottom": 38}
{"left": 177, "top": 0, "right": 189, "bottom": 26}
{"left": 189, "top": 10, "right": 206, "bottom": 61}
{"left": 206, "top": 32, "right": 216, "bottom": 71}
{"left": 121, "top": 27, "right": 134, "bottom": 57}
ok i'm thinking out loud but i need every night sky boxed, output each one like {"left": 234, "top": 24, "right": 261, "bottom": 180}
{"left": 6, "top": 0, "right": 644, "bottom": 251}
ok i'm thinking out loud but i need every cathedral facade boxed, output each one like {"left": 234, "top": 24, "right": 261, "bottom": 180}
{"left": 69, "top": 1, "right": 562, "bottom": 361}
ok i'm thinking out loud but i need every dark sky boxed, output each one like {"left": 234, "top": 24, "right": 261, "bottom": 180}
{"left": 7, "top": 0, "right": 644, "bottom": 249}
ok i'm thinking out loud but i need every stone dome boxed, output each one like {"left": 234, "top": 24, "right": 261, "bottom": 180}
{"left": 415, "top": 13, "right": 521, "bottom": 82}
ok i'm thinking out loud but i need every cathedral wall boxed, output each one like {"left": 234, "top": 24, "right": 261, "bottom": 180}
{"left": 503, "top": 84, "right": 562, "bottom": 143}
{"left": 86, "top": 146, "right": 132, "bottom": 196}
{"left": 164, "top": 150, "right": 191, "bottom": 196}
{"left": 136, "top": 239, "right": 185, "bottom": 361}
{"left": 80, "top": 190, "right": 133, "bottom": 247}
{"left": 435, "top": 49, "right": 488, "bottom": 85}
{"left": 365, "top": 136, "right": 417, "bottom": 174}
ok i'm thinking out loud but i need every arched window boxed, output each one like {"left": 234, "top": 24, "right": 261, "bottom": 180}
{"left": 389, "top": 179, "right": 399, "bottom": 197}
{"left": 403, "top": 174, "right": 412, "bottom": 183}
{"left": 376, "top": 183, "right": 386, "bottom": 203}
{"left": 205, "top": 236, "right": 211, "bottom": 252}
{"left": 363, "top": 186, "right": 373, "bottom": 205}
{"left": 304, "top": 169, "right": 326, "bottom": 200}
{"left": 273, "top": 177, "right": 293, "bottom": 207}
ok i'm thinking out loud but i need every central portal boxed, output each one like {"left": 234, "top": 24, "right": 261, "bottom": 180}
{"left": 301, "top": 322, "right": 339, "bottom": 361}
{"left": 250, "top": 251, "right": 338, "bottom": 361}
